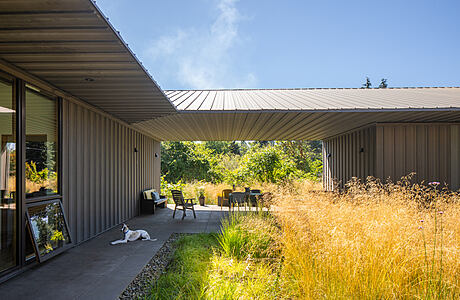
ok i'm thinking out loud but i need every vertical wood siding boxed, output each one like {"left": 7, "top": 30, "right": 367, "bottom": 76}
{"left": 375, "top": 123, "right": 458, "bottom": 189}
{"left": 322, "top": 126, "right": 376, "bottom": 191}
{"left": 62, "top": 100, "right": 161, "bottom": 244}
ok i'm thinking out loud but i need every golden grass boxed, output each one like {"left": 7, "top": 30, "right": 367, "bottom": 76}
{"left": 178, "top": 178, "right": 459, "bottom": 298}
{"left": 274, "top": 179, "right": 460, "bottom": 299}
{"left": 182, "top": 179, "right": 323, "bottom": 205}
{"left": 181, "top": 181, "right": 232, "bottom": 204}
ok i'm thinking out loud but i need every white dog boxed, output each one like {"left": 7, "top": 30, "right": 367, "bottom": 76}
{"left": 110, "top": 223, "right": 157, "bottom": 245}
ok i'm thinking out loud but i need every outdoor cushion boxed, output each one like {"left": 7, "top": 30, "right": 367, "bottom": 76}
{"left": 151, "top": 191, "right": 160, "bottom": 201}
{"left": 143, "top": 189, "right": 156, "bottom": 200}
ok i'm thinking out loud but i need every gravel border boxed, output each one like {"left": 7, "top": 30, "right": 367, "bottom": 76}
{"left": 119, "top": 233, "right": 193, "bottom": 300}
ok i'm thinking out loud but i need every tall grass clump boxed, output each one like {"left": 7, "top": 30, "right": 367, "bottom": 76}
{"left": 218, "top": 212, "right": 280, "bottom": 260}
{"left": 204, "top": 211, "right": 285, "bottom": 299}
{"left": 274, "top": 177, "right": 460, "bottom": 299}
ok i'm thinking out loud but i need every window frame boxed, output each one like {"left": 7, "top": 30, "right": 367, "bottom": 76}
{"left": 25, "top": 198, "right": 72, "bottom": 263}
{"left": 0, "top": 72, "right": 19, "bottom": 277}
{"left": 23, "top": 86, "right": 62, "bottom": 203}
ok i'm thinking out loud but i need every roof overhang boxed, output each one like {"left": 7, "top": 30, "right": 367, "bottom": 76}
{"left": 0, "top": 0, "right": 177, "bottom": 123}
{"left": 1, "top": 2, "right": 459, "bottom": 140}
{"left": 132, "top": 88, "right": 460, "bottom": 141}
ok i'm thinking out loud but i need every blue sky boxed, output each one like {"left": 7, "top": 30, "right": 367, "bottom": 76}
{"left": 96, "top": 0, "right": 460, "bottom": 90}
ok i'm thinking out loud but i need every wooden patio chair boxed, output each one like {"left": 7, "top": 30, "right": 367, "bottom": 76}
{"left": 171, "top": 190, "right": 196, "bottom": 219}
{"left": 220, "top": 189, "right": 233, "bottom": 211}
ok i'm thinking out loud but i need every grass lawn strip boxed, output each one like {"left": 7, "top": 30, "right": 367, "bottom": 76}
{"left": 119, "top": 233, "right": 192, "bottom": 300}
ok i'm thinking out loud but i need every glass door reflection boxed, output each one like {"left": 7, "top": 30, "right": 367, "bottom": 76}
{"left": 0, "top": 77, "right": 17, "bottom": 273}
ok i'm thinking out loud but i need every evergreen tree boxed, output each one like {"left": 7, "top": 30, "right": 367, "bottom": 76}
{"left": 379, "top": 78, "right": 388, "bottom": 88}
{"left": 362, "top": 77, "right": 372, "bottom": 88}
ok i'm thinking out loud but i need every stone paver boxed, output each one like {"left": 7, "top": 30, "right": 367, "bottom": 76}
{"left": 0, "top": 204, "right": 228, "bottom": 300}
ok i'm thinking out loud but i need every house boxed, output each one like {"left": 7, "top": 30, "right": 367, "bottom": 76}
{"left": 0, "top": 0, "right": 458, "bottom": 282}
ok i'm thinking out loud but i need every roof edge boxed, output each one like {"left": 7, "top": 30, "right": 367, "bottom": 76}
{"left": 175, "top": 107, "right": 460, "bottom": 114}
{"left": 88, "top": 0, "right": 177, "bottom": 112}
{"left": 166, "top": 86, "right": 460, "bottom": 92}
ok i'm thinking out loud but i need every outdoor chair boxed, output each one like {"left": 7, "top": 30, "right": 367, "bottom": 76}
{"left": 220, "top": 189, "right": 233, "bottom": 210}
{"left": 244, "top": 187, "right": 251, "bottom": 207}
{"left": 171, "top": 190, "right": 196, "bottom": 219}
{"left": 249, "top": 189, "right": 262, "bottom": 207}
{"left": 229, "top": 192, "right": 246, "bottom": 211}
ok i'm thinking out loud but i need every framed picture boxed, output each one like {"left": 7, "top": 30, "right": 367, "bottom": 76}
{"left": 26, "top": 199, "right": 72, "bottom": 262}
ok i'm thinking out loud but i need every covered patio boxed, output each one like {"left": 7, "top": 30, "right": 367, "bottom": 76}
{"left": 0, "top": 205, "right": 227, "bottom": 300}
{"left": 0, "top": 0, "right": 459, "bottom": 293}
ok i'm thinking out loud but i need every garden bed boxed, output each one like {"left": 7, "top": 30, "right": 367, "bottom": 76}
{"left": 119, "top": 233, "right": 192, "bottom": 299}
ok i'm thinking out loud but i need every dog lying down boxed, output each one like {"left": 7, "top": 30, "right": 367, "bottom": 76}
{"left": 110, "top": 223, "right": 157, "bottom": 245}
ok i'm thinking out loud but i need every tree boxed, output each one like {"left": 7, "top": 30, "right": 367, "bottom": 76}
{"left": 161, "top": 142, "right": 221, "bottom": 183}
{"left": 279, "top": 141, "right": 322, "bottom": 171}
{"left": 233, "top": 146, "right": 300, "bottom": 184}
{"left": 362, "top": 77, "right": 372, "bottom": 88}
{"left": 204, "top": 141, "right": 241, "bottom": 155}
{"left": 379, "top": 78, "right": 388, "bottom": 88}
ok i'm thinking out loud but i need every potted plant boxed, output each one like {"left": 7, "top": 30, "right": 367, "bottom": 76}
{"left": 197, "top": 186, "right": 205, "bottom": 206}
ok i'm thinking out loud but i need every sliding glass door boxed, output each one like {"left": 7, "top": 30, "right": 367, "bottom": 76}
{"left": 0, "top": 71, "right": 66, "bottom": 280}
{"left": 0, "top": 75, "right": 17, "bottom": 273}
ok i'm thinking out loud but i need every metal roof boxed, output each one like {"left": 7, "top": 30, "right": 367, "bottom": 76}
{"left": 1, "top": 1, "right": 459, "bottom": 140}
{"left": 165, "top": 87, "right": 460, "bottom": 112}
{"left": 130, "top": 88, "right": 460, "bottom": 141}
{"left": 133, "top": 110, "right": 460, "bottom": 141}
{"left": 0, "top": 0, "right": 177, "bottom": 124}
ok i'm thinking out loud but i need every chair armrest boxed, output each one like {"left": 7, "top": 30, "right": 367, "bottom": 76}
{"left": 184, "top": 198, "right": 195, "bottom": 204}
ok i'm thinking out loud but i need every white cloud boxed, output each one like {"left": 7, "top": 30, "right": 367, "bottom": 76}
{"left": 145, "top": 0, "right": 257, "bottom": 89}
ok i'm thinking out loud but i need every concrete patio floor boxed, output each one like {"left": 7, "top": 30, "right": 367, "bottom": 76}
{"left": 0, "top": 204, "right": 229, "bottom": 300}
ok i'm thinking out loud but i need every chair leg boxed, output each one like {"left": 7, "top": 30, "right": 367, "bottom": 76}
{"left": 192, "top": 206, "right": 196, "bottom": 218}
{"left": 173, "top": 205, "right": 176, "bottom": 218}
{"left": 182, "top": 207, "right": 186, "bottom": 220}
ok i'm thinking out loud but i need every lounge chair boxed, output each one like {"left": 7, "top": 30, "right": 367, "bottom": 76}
{"left": 171, "top": 190, "right": 196, "bottom": 219}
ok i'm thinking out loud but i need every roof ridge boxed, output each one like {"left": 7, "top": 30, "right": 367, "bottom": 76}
{"left": 165, "top": 86, "right": 460, "bottom": 92}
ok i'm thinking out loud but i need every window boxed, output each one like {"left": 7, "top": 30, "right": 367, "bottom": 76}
{"left": 0, "top": 76, "right": 16, "bottom": 273}
{"left": 25, "top": 88, "right": 58, "bottom": 198}
{"left": 26, "top": 200, "right": 71, "bottom": 262}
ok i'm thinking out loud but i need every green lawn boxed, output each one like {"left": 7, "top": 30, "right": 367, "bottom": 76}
{"left": 147, "top": 233, "right": 218, "bottom": 300}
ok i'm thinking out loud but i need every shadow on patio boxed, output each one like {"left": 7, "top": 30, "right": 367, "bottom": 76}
{"left": 0, "top": 205, "right": 228, "bottom": 300}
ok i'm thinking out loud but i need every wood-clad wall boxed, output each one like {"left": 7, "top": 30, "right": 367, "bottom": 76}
{"left": 376, "top": 123, "right": 459, "bottom": 190}
{"left": 322, "top": 126, "right": 376, "bottom": 190}
{"left": 62, "top": 99, "right": 161, "bottom": 244}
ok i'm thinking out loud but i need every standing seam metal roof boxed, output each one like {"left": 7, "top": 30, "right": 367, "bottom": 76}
{"left": 165, "top": 87, "right": 460, "bottom": 112}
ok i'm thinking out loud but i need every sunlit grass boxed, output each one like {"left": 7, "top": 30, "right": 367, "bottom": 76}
{"left": 180, "top": 179, "right": 322, "bottom": 205}
{"left": 274, "top": 178, "right": 460, "bottom": 299}
{"left": 150, "top": 178, "right": 460, "bottom": 299}
{"left": 147, "top": 233, "right": 218, "bottom": 300}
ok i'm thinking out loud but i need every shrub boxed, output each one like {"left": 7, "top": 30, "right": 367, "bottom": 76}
{"left": 25, "top": 161, "right": 51, "bottom": 184}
